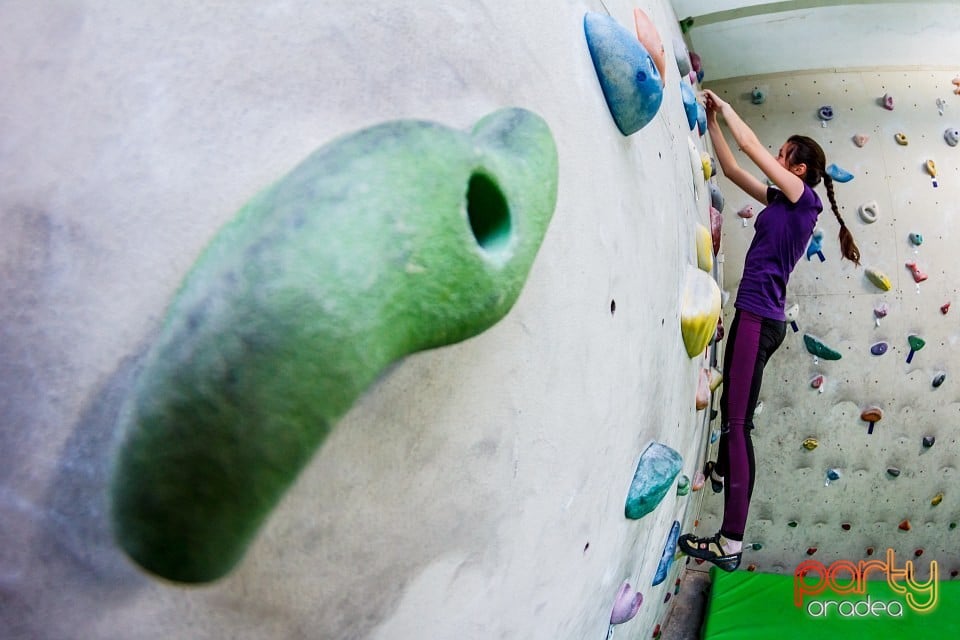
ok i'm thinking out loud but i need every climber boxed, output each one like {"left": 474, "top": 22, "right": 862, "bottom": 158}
{"left": 678, "top": 89, "right": 861, "bottom": 572}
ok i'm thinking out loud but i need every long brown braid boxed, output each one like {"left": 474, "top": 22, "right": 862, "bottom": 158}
{"left": 787, "top": 135, "right": 861, "bottom": 266}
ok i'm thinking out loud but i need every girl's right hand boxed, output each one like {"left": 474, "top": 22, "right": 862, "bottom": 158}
{"left": 702, "top": 89, "right": 729, "bottom": 116}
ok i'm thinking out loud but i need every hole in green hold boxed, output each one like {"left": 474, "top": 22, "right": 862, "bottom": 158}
{"left": 467, "top": 172, "right": 511, "bottom": 253}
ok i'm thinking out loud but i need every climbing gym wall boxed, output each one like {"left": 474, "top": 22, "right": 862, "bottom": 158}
{"left": 698, "top": 69, "right": 960, "bottom": 578}
{"left": 1, "top": 2, "right": 718, "bottom": 639}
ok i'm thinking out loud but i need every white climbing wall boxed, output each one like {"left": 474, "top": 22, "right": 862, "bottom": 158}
{"left": 697, "top": 69, "right": 960, "bottom": 578}
{"left": 0, "top": 2, "right": 718, "bottom": 639}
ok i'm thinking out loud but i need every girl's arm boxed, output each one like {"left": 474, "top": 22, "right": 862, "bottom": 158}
{"left": 703, "top": 89, "right": 805, "bottom": 204}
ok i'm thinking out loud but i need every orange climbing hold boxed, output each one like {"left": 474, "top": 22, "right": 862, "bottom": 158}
{"left": 633, "top": 9, "right": 667, "bottom": 86}
{"left": 899, "top": 519, "right": 912, "bottom": 531}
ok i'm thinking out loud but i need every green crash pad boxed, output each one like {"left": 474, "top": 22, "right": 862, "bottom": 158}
{"left": 703, "top": 567, "right": 960, "bottom": 638}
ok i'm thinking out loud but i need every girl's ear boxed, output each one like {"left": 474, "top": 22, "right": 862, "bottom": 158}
{"left": 791, "top": 163, "right": 807, "bottom": 177}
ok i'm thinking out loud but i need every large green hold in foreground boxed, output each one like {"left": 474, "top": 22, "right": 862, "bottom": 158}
{"left": 110, "top": 108, "right": 558, "bottom": 583}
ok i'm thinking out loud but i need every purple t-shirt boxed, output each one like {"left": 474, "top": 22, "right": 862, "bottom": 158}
{"left": 735, "top": 184, "right": 821, "bottom": 321}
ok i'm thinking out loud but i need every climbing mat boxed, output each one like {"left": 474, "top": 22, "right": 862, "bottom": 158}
{"left": 702, "top": 567, "right": 960, "bottom": 638}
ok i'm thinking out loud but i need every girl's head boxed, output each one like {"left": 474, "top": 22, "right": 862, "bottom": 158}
{"left": 783, "top": 135, "right": 861, "bottom": 266}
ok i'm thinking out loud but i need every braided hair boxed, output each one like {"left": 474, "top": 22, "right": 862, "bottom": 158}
{"left": 786, "top": 135, "right": 861, "bottom": 266}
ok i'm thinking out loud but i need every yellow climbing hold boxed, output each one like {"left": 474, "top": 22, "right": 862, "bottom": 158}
{"left": 926, "top": 159, "right": 937, "bottom": 178}
{"left": 708, "top": 367, "right": 723, "bottom": 392}
{"left": 696, "top": 224, "right": 713, "bottom": 272}
{"left": 680, "top": 265, "right": 721, "bottom": 358}
{"left": 866, "top": 268, "right": 892, "bottom": 291}
{"left": 932, "top": 493, "right": 944, "bottom": 506}
{"left": 895, "top": 132, "right": 908, "bottom": 145}
{"left": 802, "top": 438, "right": 819, "bottom": 451}
{"left": 701, "top": 152, "right": 713, "bottom": 181}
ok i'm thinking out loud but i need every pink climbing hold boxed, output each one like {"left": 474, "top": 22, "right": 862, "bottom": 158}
{"left": 610, "top": 580, "right": 644, "bottom": 625}
{"left": 710, "top": 206, "right": 722, "bottom": 255}
{"left": 737, "top": 204, "right": 754, "bottom": 219}
{"left": 906, "top": 261, "right": 927, "bottom": 283}
{"left": 692, "top": 471, "right": 706, "bottom": 491}
{"left": 883, "top": 93, "right": 894, "bottom": 110}
{"left": 852, "top": 134, "right": 869, "bottom": 147}
{"left": 811, "top": 374, "right": 824, "bottom": 389}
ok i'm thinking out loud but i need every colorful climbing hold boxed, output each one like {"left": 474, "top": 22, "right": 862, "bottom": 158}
{"left": 653, "top": 521, "right": 681, "bottom": 586}
{"left": 803, "top": 437, "right": 819, "bottom": 450}
{"left": 906, "top": 261, "right": 927, "bottom": 283}
{"left": 696, "top": 102, "right": 707, "bottom": 136}
{"left": 906, "top": 335, "right": 926, "bottom": 363}
{"left": 870, "top": 342, "right": 888, "bottom": 356}
{"left": 895, "top": 132, "right": 909, "bottom": 145}
{"left": 788, "top": 521, "right": 799, "bottom": 528}
{"left": 899, "top": 519, "right": 912, "bottom": 531}
{"left": 807, "top": 547, "right": 818, "bottom": 556}
{"left": 633, "top": 9, "right": 666, "bottom": 86}
{"left": 109, "top": 108, "right": 559, "bottom": 584}
{"left": 909, "top": 232, "right": 924, "bottom": 247}
{"left": 680, "top": 266, "right": 721, "bottom": 358}
{"left": 825, "top": 468, "right": 841, "bottom": 485}
{"left": 625, "top": 442, "right": 683, "bottom": 519}
{"left": 750, "top": 542, "right": 763, "bottom": 551}
{"left": 932, "top": 493, "right": 944, "bottom": 506}
{"left": 883, "top": 93, "right": 895, "bottom": 110}
{"left": 858, "top": 201, "right": 879, "bottom": 224}
{"left": 941, "top": 302, "right": 951, "bottom": 315}
{"left": 701, "top": 152, "right": 713, "bottom": 181}
{"left": 584, "top": 12, "right": 664, "bottom": 136}
{"left": 925, "top": 160, "right": 937, "bottom": 179}
{"left": 826, "top": 163, "right": 854, "bottom": 183}
{"left": 810, "top": 375, "right": 824, "bottom": 391}
{"left": 933, "top": 372, "right": 946, "bottom": 388}
{"left": 803, "top": 334, "right": 842, "bottom": 361}
{"left": 709, "top": 183, "right": 724, "bottom": 213}
{"left": 861, "top": 407, "right": 882, "bottom": 435}
{"left": 915, "top": 549, "right": 924, "bottom": 557}
{"left": 874, "top": 303, "right": 889, "bottom": 327}
{"left": 866, "top": 547, "right": 875, "bottom": 555}
{"left": 841, "top": 523, "right": 852, "bottom": 531}
{"left": 806, "top": 228, "right": 825, "bottom": 262}
{"left": 751, "top": 87, "right": 765, "bottom": 105}
{"left": 866, "top": 269, "right": 892, "bottom": 291}
{"left": 696, "top": 224, "right": 713, "bottom": 272}
{"left": 922, "top": 435, "right": 936, "bottom": 448}
{"left": 677, "top": 475, "right": 691, "bottom": 496}
{"left": 710, "top": 429, "right": 720, "bottom": 444}
{"left": 673, "top": 38, "right": 690, "bottom": 76}
{"left": 818, "top": 105, "right": 834, "bottom": 121}
{"left": 853, "top": 134, "right": 870, "bottom": 147}
{"left": 610, "top": 580, "right": 644, "bottom": 625}
{"left": 691, "top": 471, "right": 706, "bottom": 491}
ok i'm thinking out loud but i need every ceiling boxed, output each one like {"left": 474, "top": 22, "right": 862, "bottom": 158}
{"left": 669, "top": 0, "right": 960, "bottom": 81}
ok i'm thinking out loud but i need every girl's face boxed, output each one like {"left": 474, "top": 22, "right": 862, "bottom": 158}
{"left": 777, "top": 142, "right": 806, "bottom": 178}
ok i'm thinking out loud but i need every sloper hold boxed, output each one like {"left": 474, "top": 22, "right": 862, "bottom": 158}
{"left": 826, "top": 163, "right": 854, "bottom": 183}
{"left": 584, "top": 12, "right": 664, "bottom": 135}
{"left": 680, "top": 80, "right": 698, "bottom": 130}
{"left": 866, "top": 268, "right": 892, "bottom": 291}
{"left": 653, "top": 521, "right": 681, "bottom": 585}
{"left": 609, "top": 580, "right": 643, "bottom": 625}
{"left": 696, "top": 224, "right": 713, "bottom": 272}
{"left": 680, "top": 266, "right": 722, "bottom": 358}
{"left": 673, "top": 37, "right": 691, "bottom": 76}
{"left": 633, "top": 9, "right": 666, "bottom": 85}
{"left": 803, "top": 334, "right": 842, "bottom": 360}
{"left": 625, "top": 442, "right": 683, "bottom": 519}
{"left": 109, "top": 108, "right": 559, "bottom": 583}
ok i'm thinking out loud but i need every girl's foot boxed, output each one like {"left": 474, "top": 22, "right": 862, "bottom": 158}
{"left": 678, "top": 532, "right": 741, "bottom": 572}
{"left": 703, "top": 460, "right": 724, "bottom": 493}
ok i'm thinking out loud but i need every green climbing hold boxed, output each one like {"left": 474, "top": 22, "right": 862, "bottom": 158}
{"left": 803, "top": 334, "right": 842, "bottom": 361}
{"left": 109, "top": 108, "right": 559, "bottom": 583}
{"left": 625, "top": 442, "right": 683, "bottom": 519}
{"left": 677, "top": 474, "right": 691, "bottom": 496}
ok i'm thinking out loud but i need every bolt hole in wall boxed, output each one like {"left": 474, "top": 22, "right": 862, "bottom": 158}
{"left": 705, "top": 66, "right": 960, "bottom": 579}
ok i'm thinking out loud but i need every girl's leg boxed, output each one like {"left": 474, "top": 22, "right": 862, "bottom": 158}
{"left": 719, "top": 311, "right": 785, "bottom": 542}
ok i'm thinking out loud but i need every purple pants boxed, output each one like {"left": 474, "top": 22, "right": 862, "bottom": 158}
{"left": 716, "top": 309, "right": 786, "bottom": 541}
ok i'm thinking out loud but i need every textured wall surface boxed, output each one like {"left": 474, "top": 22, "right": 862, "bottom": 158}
{"left": 0, "top": 2, "right": 719, "bottom": 638}
{"left": 697, "top": 69, "right": 960, "bottom": 579}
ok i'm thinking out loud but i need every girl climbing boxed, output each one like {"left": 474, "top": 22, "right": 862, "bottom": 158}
{"left": 678, "top": 89, "right": 861, "bottom": 571}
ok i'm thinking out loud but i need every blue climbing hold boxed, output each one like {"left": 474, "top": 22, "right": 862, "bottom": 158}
{"left": 680, "top": 80, "right": 698, "bottom": 131}
{"left": 653, "top": 521, "right": 681, "bottom": 586}
{"left": 624, "top": 442, "right": 683, "bottom": 519}
{"left": 805, "top": 229, "right": 824, "bottom": 262}
{"left": 584, "top": 12, "right": 664, "bottom": 136}
{"left": 871, "top": 342, "right": 888, "bottom": 356}
{"left": 696, "top": 102, "right": 707, "bottom": 136}
{"left": 826, "top": 163, "right": 854, "bottom": 183}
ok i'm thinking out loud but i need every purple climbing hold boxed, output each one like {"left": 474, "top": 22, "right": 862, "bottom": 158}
{"left": 818, "top": 105, "right": 834, "bottom": 121}
{"left": 923, "top": 435, "right": 936, "bottom": 448}
{"left": 871, "top": 342, "right": 888, "bottom": 356}
{"left": 610, "top": 580, "right": 644, "bottom": 625}
{"left": 624, "top": 442, "right": 683, "bottom": 519}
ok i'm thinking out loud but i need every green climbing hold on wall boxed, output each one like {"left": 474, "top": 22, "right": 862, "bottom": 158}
{"left": 109, "top": 108, "right": 559, "bottom": 583}
{"left": 865, "top": 268, "right": 892, "bottom": 291}
{"left": 625, "top": 442, "right": 683, "bottom": 519}
{"left": 803, "top": 334, "right": 841, "bottom": 361}
{"left": 677, "top": 475, "right": 691, "bottom": 496}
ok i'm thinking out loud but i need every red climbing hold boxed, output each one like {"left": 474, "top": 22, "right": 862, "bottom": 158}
{"left": 942, "top": 302, "right": 951, "bottom": 315}
{"left": 806, "top": 547, "right": 818, "bottom": 556}
{"left": 899, "top": 520, "right": 912, "bottom": 531}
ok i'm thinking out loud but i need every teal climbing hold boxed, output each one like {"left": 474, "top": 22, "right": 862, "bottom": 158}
{"left": 584, "top": 12, "right": 664, "bottom": 136}
{"left": 680, "top": 80, "right": 698, "bottom": 131}
{"left": 625, "top": 442, "right": 683, "bottom": 520}
{"left": 653, "top": 521, "right": 681, "bottom": 586}
{"left": 803, "top": 334, "right": 841, "bottom": 361}
{"left": 110, "top": 108, "right": 559, "bottom": 584}
{"left": 696, "top": 102, "right": 707, "bottom": 136}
